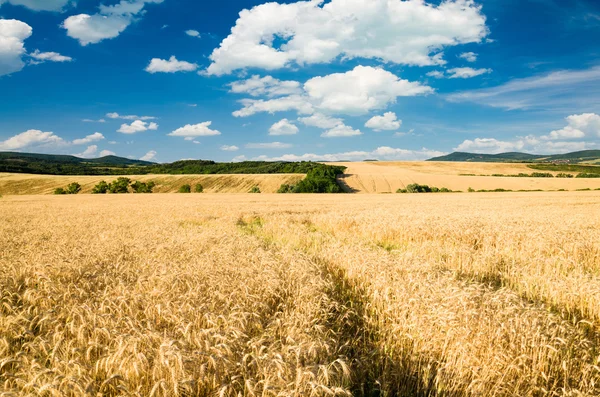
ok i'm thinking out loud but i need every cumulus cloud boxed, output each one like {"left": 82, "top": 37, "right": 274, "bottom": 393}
{"left": 107, "top": 112, "right": 156, "bottom": 120}
{"left": 246, "top": 142, "right": 292, "bottom": 149}
{"left": 74, "top": 145, "right": 99, "bottom": 158}
{"left": 458, "top": 52, "right": 477, "bottom": 62}
{"left": 207, "top": 0, "right": 488, "bottom": 75}
{"left": 426, "top": 70, "right": 445, "bottom": 79}
{"left": 168, "top": 122, "right": 221, "bottom": 138}
{"left": 0, "top": 0, "right": 70, "bottom": 12}
{"left": 321, "top": 124, "right": 362, "bottom": 138}
{"left": 82, "top": 118, "right": 106, "bottom": 123}
{"left": 62, "top": 0, "right": 164, "bottom": 46}
{"left": 117, "top": 120, "right": 159, "bottom": 134}
{"left": 230, "top": 75, "right": 302, "bottom": 97}
{"left": 233, "top": 66, "right": 432, "bottom": 117}
{"left": 249, "top": 147, "right": 447, "bottom": 162}
{"left": 0, "top": 129, "right": 64, "bottom": 150}
{"left": 145, "top": 56, "right": 198, "bottom": 73}
{"left": 298, "top": 113, "right": 343, "bottom": 129}
{"left": 140, "top": 150, "right": 157, "bottom": 161}
{"left": 221, "top": 145, "right": 239, "bottom": 151}
{"left": 454, "top": 134, "right": 597, "bottom": 155}
{"left": 0, "top": 19, "right": 32, "bottom": 77}
{"left": 29, "top": 49, "right": 72, "bottom": 64}
{"left": 72, "top": 132, "right": 105, "bottom": 145}
{"left": 365, "top": 112, "right": 402, "bottom": 131}
{"left": 100, "top": 149, "right": 116, "bottom": 156}
{"left": 185, "top": 29, "right": 200, "bottom": 38}
{"left": 269, "top": 119, "right": 299, "bottom": 136}
{"left": 454, "top": 137, "right": 525, "bottom": 153}
{"left": 447, "top": 67, "right": 492, "bottom": 79}
{"left": 543, "top": 113, "right": 600, "bottom": 140}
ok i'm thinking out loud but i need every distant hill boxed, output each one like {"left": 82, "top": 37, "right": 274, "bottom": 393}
{"left": 428, "top": 150, "right": 600, "bottom": 164}
{"left": 0, "top": 152, "right": 154, "bottom": 166}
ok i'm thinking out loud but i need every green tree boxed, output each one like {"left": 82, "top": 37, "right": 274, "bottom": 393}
{"left": 249, "top": 186, "right": 261, "bottom": 193}
{"left": 179, "top": 184, "right": 191, "bottom": 193}
{"left": 194, "top": 184, "right": 204, "bottom": 193}
{"left": 92, "top": 181, "right": 109, "bottom": 194}
{"left": 131, "top": 181, "right": 156, "bottom": 193}
{"left": 66, "top": 182, "right": 82, "bottom": 194}
{"left": 54, "top": 188, "right": 66, "bottom": 195}
{"left": 109, "top": 177, "right": 131, "bottom": 193}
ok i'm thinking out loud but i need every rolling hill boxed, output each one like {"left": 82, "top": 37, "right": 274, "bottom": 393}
{"left": 428, "top": 150, "right": 600, "bottom": 163}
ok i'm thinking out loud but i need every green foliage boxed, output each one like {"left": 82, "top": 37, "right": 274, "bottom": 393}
{"left": 277, "top": 184, "right": 295, "bottom": 193}
{"left": 92, "top": 181, "right": 110, "bottom": 194}
{"left": 249, "top": 186, "right": 261, "bottom": 194}
{"left": 109, "top": 177, "right": 131, "bottom": 194}
{"left": 194, "top": 184, "right": 204, "bottom": 193}
{"left": 179, "top": 184, "right": 192, "bottom": 193}
{"left": 576, "top": 173, "right": 600, "bottom": 178}
{"left": 396, "top": 184, "right": 453, "bottom": 193}
{"left": 66, "top": 182, "right": 81, "bottom": 194}
{"left": 529, "top": 163, "right": 600, "bottom": 173}
{"left": 292, "top": 165, "right": 345, "bottom": 193}
{"left": 131, "top": 181, "right": 156, "bottom": 193}
{"left": 468, "top": 187, "right": 475, "bottom": 192}
{"left": 556, "top": 173, "right": 574, "bottom": 178}
{"left": 54, "top": 188, "right": 66, "bottom": 195}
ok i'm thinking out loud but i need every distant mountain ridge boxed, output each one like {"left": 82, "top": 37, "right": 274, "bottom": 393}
{"left": 428, "top": 150, "right": 600, "bottom": 164}
{"left": 0, "top": 152, "right": 155, "bottom": 166}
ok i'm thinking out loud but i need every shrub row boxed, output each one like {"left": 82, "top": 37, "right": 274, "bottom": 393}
{"left": 278, "top": 165, "right": 345, "bottom": 194}
{"left": 178, "top": 184, "right": 204, "bottom": 193}
{"left": 396, "top": 184, "right": 454, "bottom": 193}
{"left": 54, "top": 182, "right": 81, "bottom": 195}
{"left": 92, "top": 178, "right": 156, "bottom": 194}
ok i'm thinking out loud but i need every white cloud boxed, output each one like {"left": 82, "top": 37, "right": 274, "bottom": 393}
{"left": 233, "top": 95, "right": 314, "bottom": 117}
{"left": 221, "top": 145, "right": 239, "bottom": 151}
{"left": 117, "top": 120, "right": 159, "bottom": 134}
{"left": 0, "top": 129, "right": 65, "bottom": 150}
{"left": 140, "top": 150, "right": 157, "bottom": 161}
{"left": 62, "top": 0, "right": 164, "bottom": 46}
{"left": 459, "top": 52, "right": 477, "bottom": 62}
{"left": 249, "top": 147, "right": 447, "bottom": 162}
{"left": 446, "top": 66, "right": 600, "bottom": 111}
{"left": 29, "top": 49, "right": 72, "bottom": 63}
{"left": 100, "top": 150, "right": 116, "bottom": 156}
{"left": 321, "top": 124, "right": 362, "bottom": 138}
{"left": 447, "top": 67, "right": 492, "bottom": 79}
{"left": 426, "top": 70, "right": 445, "bottom": 79}
{"left": 543, "top": 113, "right": 600, "bottom": 140}
{"left": 0, "top": 19, "right": 32, "bottom": 77}
{"left": 74, "top": 145, "right": 98, "bottom": 158}
{"left": 145, "top": 56, "right": 198, "bottom": 73}
{"left": 168, "top": 122, "right": 221, "bottom": 138}
{"left": 246, "top": 142, "right": 292, "bottom": 149}
{"left": 206, "top": 0, "right": 488, "bottom": 75}
{"left": 72, "top": 132, "right": 105, "bottom": 145}
{"left": 234, "top": 66, "right": 432, "bottom": 117}
{"left": 107, "top": 112, "right": 156, "bottom": 120}
{"left": 454, "top": 137, "right": 525, "bottom": 153}
{"left": 365, "top": 112, "right": 402, "bottom": 131}
{"left": 83, "top": 118, "right": 106, "bottom": 123}
{"left": 299, "top": 113, "right": 343, "bottom": 129}
{"left": 269, "top": 119, "right": 299, "bottom": 136}
{"left": 230, "top": 75, "right": 302, "bottom": 97}
{"left": 185, "top": 29, "right": 200, "bottom": 38}
{"left": 0, "top": 0, "right": 70, "bottom": 12}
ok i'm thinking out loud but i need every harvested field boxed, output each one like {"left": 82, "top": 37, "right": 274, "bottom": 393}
{"left": 334, "top": 162, "right": 600, "bottom": 193}
{"left": 1, "top": 192, "right": 600, "bottom": 396}
{"left": 0, "top": 173, "right": 305, "bottom": 195}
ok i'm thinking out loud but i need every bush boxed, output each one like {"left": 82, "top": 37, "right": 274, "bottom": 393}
{"left": 468, "top": 187, "right": 476, "bottom": 192}
{"left": 54, "top": 187, "right": 66, "bottom": 195}
{"left": 576, "top": 173, "right": 600, "bottom": 178}
{"left": 397, "top": 184, "right": 453, "bottom": 193}
{"left": 66, "top": 182, "right": 81, "bottom": 195}
{"left": 194, "top": 184, "right": 204, "bottom": 193}
{"left": 249, "top": 186, "right": 261, "bottom": 193}
{"left": 109, "top": 177, "right": 131, "bottom": 193}
{"left": 556, "top": 173, "right": 574, "bottom": 178}
{"left": 179, "top": 184, "right": 192, "bottom": 193}
{"left": 92, "top": 181, "right": 109, "bottom": 194}
{"left": 277, "top": 184, "right": 295, "bottom": 193}
{"left": 293, "top": 166, "right": 343, "bottom": 193}
{"left": 131, "top": 181, "right": 156, "bottom": 193}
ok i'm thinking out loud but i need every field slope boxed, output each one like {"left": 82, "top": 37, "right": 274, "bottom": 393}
{"left": 334, "top": 161, "right": 600, "bottom": 193}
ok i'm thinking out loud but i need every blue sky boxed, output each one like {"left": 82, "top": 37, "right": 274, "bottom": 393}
{"left": 0, "top": 0, "right": 599, "bottom": 163}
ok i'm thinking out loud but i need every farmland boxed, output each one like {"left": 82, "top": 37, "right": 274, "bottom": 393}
{"left": 1, "top": 192, "right": 600, "bottom": 396}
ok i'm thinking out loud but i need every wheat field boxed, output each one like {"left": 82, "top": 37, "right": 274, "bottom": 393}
{"left": 1, "top": 192, "right": 600, "bottom": 396}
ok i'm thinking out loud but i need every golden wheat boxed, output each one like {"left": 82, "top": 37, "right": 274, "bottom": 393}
{"left": 1, "top": 192, "right": 600, "bottom": 396}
